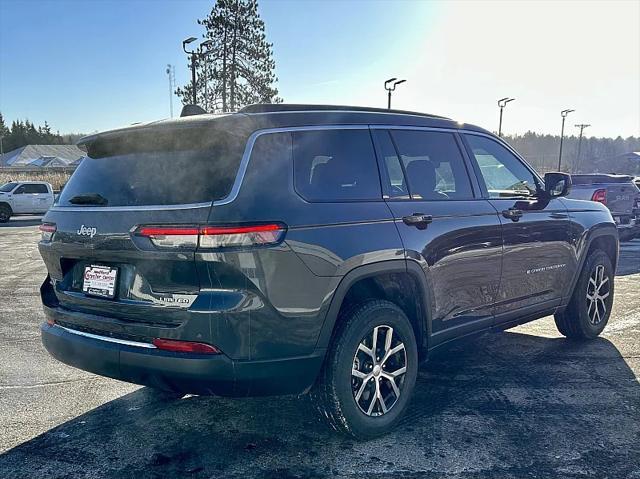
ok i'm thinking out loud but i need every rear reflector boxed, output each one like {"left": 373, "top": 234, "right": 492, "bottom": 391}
{"left": 591, "top": 189, "right": 607, "bottom": 205}
{"left": 39, "top": 223, "right": 56, "bottom": 241}
{"left": 135, "top": 223, "right": 286, "bottom": 249}
{"left": 152, "top": 338, "right": 221, "bottom": 354}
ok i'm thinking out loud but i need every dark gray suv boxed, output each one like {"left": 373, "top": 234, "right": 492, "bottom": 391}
{"left": 39, "top": 104, "right": 618, "bottom": 438}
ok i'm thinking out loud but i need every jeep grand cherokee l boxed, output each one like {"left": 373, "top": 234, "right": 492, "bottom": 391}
{"left": 39, "top": 104, "right": 618, "bottom": 438}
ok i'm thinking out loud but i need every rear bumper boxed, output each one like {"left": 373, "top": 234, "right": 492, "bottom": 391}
{"left": 41, "top": 320, "right": 325, "bottom": 397}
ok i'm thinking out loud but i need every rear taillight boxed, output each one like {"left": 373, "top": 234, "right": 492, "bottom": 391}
{"left": 135, "top": 223, "right": 286, "bottom": 250}
{"left": 152, "top": 338, "right": 221, "bottom": 354}
{"left": 199, "top": 224, "right": 286, "bottom": 248}
{"left": 591, "top": 189, "right": 607, "bottom": 205}
{"left": 136, "top": 226, "right": 200, "bottom": 249}
{"left": 39, "top": 223, "right": 56, "bottom": 242}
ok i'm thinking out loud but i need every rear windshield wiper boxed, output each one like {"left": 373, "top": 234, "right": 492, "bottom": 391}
{"left": 68, "top": 193, "right": 109, "bottom": 206}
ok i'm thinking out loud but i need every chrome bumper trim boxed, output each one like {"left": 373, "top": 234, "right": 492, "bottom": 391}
{"left": 54, "top": 324, "right": 157, "bottom": 349}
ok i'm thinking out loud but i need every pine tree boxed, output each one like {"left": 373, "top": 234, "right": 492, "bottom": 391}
{"left": 176, "top": 0, "right": 281, "bottom": 112}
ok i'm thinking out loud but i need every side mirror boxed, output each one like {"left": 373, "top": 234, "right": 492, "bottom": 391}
{"left": 544, "top": 172, "right": 572, "bottom": 198}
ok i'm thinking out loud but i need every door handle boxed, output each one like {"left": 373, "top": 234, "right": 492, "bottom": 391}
{"left": 502, "top": 209, "right": 523, "bottom": 222}
{"left": 402, "top": 213, "right": 433, "bottom": 229}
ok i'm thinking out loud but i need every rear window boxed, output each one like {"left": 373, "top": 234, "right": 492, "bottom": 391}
{"left": 293, "top": 129, "right": 381, "bottom": 202}
{"left": 58, "top": 131, "right": 245, "bottom": 207}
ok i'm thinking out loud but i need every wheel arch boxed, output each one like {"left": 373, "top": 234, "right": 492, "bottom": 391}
{"left": 564, "top": 223, "right": 618, "bottom": 306}
{"left": 316, "top": 260, "right": 431, "bottom": 356}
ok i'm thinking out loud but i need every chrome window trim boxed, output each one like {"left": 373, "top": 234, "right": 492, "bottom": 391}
{"left": 54, "top": 324, "right": 157, "bottom": 348}
{"left": 50, "top": 123, "right": 536, "bottom": 212}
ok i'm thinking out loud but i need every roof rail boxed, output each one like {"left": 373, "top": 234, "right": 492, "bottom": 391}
{"left": 239, "top": 103, "right": 449, "bottom": 119}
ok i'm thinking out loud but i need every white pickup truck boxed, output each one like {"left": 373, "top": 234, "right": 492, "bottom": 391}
{"left": 0, "top": 181, "right": 55, "bottom": 222}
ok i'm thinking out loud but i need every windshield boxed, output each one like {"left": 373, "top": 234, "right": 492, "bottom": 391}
{"left": 58, "top": 131, "right": 245, "bottom": 207}
{"left": 0, "top": 182, "right": 18, "bottom": 193}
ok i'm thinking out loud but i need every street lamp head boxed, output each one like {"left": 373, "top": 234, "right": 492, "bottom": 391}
{"left": 200, "top": 39, "right": 214, "bottom": 49}
{"left": 183, "top": 37, "right": 197, "bottom": 45}
{"left": 393, "top": 79, "right": 406, "bottom": 87}
{"left": 561, "top": 109, "right": 575, "bottom": 117}
{"left": 385, "top": 78, "right": 397, "bottom": 88}
{"left": 498, "top": 97, "right": 515, "bottom": 107}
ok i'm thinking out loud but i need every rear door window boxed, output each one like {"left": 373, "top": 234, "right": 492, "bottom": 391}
{"left": 372, "top": 130, "right": 409, "bottom": 198}
{"left": 293, "top": 129, "right": 381, "bottom": 202}
{"left": 390, "top": 130, "right": 473, "bottom": 200}
{"left": 58, "top": 130, "right": 245, "bottom": 207}
{"left": 26, "top": 184, "right": 49, "bottom": 194}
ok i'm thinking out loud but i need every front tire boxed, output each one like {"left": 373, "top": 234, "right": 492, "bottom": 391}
{"left": 311, "top": 300, "right": 418, "bottom": 439}
{"left": 554, "top": 249, "right": 614, "bottom": 339}
{"left": 0, "top": 204, "right": 11, "bottom": 223}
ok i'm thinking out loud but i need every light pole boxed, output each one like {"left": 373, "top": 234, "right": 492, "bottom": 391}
{"left": 165, "top": 64, "right": 175, "bottom": 118}
{"left": 557, "top": 109, "right": 575, "bottom": 171}
{"left": 199, "top": 39, "right": 214, "bottom": 112}
{"left": 384, "top": 78, "right": 406, "bottom": 109}
{"left": 497, "top": 97, "right": 515, "bottom": 137}
{"left": 574, "top": 123, "right": 590, "bottom": 173}
{"left": 182, "top": 36, "right": 198, "bottom": 105}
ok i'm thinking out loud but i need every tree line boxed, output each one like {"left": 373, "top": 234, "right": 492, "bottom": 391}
{"left": 503, "top": 132, "right": 640, "bottom": 175}
{"left": 0, "top": 112, "right": 82, "bottom": 154}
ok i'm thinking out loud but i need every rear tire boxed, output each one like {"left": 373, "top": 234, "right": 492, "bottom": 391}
{"left": 311, "top": 300, "right": 418, "bottom": 439}
{"left": 554, "top": 249, "right": 614, "bottom": 340}
{"left": 0, "top": 204, "right": 11, "bottom": 223}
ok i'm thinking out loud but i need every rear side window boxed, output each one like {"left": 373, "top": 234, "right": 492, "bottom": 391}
{"left": 22, "top": 184, "right": 49, "bottom": 194}
{"left": 58, "top": 130, "right": 245, "bottom": 207}
{"left": 293, "top": 129, "right": 381, "bottom": 202}
{"left": 390, "top": 130, "right": 473, "bottom": 200}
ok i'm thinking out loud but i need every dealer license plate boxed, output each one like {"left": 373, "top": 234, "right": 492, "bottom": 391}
{"left": 82, "top": 265, "right": 118, "bottom": 299}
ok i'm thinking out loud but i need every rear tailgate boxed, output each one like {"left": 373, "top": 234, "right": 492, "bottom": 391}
{"left": 39, "top": 124, "right": 247, "bottom": 331}
{"left": 606, "top": 183, "right": 639, "bottom": 218}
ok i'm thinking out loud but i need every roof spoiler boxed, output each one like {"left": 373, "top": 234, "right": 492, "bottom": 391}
{"left": 180, "top": 104, "right": 207, "bottom": 117}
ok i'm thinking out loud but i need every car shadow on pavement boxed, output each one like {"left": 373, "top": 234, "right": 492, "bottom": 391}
{"left": 0, "top": 331, "right": 638, "bottom": 479}
{"left": 0, "top": 216, "right": 42, "bottom": 228}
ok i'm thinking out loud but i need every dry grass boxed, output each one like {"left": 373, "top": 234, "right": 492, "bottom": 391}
{"left": 0, "top": 170, "right": 72, "bottom": 191}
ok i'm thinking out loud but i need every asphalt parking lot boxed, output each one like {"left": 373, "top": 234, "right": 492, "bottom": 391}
{"left": 0, "top": 224, "right": 639, "bottom": 479}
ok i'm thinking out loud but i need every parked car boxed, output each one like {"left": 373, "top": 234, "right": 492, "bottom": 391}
{"left": 0, "top": 181, "right": 55, "bottom": 222}
{"left": 568, "top": 174, "right": 640, "bottom": 241}
{"left": 38, "top": 104, "right": 618, "bottom": 438}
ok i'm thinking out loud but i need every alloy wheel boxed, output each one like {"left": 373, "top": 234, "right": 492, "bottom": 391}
{"left": 586, "top": 264, "right": 610, "bottom": 325}
{"left": 351, "top": 325, "right": 407, "bottom": 417}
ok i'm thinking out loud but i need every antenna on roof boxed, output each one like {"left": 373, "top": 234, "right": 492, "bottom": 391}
{"left": 180, "top": 104, "right": 207, "bottom": 117}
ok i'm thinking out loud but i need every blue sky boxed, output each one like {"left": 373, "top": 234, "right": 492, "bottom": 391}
{"left": 0, "top": 0, "right": 638, "bottom": 138}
